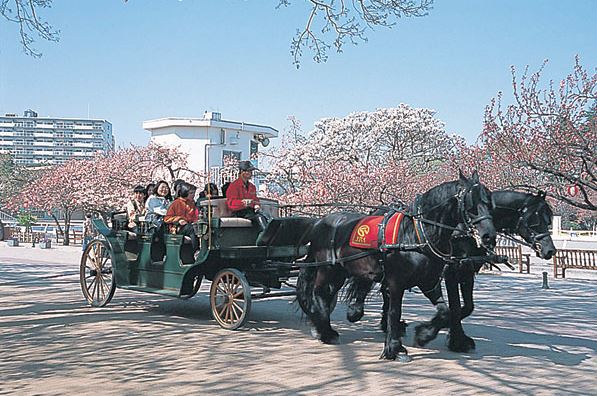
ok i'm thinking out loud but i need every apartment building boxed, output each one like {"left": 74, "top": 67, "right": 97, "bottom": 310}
{"left": 0, "top": 109, "right": 114, "bottom": 165}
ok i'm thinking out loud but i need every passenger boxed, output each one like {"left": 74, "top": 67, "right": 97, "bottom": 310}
{"left": 145, "top": 182, "right": 156, "bottom": 197}
{"left": 145, "top": 180, "right": 172, "bottom": 229}
{"left": 226, "top": 161, "right": 268, "bottom": 232}
{"left": 197, "top": 183, "right": 219, "bottom": 202}
{"left": 221, "top": 181, "right": 231, "bottom": 198}
{"left": 172, "top": 179, "right": 186, "bottom": 199}
{"left": 126, "top": 185, "right": 147, "bottom": 231}
{"left": 164, "top": 182, "right": 199, "bottom": 251}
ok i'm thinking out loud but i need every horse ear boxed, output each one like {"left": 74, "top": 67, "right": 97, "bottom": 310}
{"left": 470, "top": 170, "right": 480, "bottom": 183}
{"left": 538, "top": 190, "right": 547, "bottom": 199}
{"left": 459, "top": 169, "right": 468, "bottom": 183}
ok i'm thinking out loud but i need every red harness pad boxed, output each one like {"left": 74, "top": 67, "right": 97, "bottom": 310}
{"left": 349, "top": 213, "right": 404, "bottom": 249}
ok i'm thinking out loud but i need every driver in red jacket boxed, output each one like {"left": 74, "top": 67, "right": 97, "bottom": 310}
{"left": 226, "top": 161, "right": 268, "bottom": 231}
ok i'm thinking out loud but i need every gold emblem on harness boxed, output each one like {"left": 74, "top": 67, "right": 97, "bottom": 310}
{"left": 354, "top": 224, "right": 370, "bottom": 243}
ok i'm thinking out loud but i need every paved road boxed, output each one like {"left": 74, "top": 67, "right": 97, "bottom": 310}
{"left": 1, "top": 245, "right": 596, "bottom": 395}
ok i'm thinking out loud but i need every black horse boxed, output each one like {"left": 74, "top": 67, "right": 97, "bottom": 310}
{"left": 296, "top": 171, "right": 497, "bottom": 361}
{"left": 413, "top": 190, "right": 557, "bottom": 348}
{"left": 347, "top": 190, "right": 557, "bottom": 353}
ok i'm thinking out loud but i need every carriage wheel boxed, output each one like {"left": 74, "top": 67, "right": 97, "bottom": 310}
{"left": 210, "top": 268, "right": 252, "bottom": 330}
{"left": 80, "top": 239, "right": 116, "bottom": 307}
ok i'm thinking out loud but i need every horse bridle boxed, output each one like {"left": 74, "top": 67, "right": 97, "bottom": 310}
{"left": 414, "top": 182, "right": 493, "bottom": 260}
{"left": 456, "top": 182, "right": 494, "bottom": 245}
{"left": 500, "top": 198, "right": 551, "bottom": 252}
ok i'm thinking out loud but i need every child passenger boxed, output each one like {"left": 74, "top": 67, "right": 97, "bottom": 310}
{"left": 164, "top": 182, "right": 199, "bottom": 251}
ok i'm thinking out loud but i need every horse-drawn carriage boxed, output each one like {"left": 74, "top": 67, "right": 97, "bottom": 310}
{"left": 79, "top": 198, "right": 315, "bottom": 329}
{"left": 80, "top": 173, "right": 556, "bottom": 361}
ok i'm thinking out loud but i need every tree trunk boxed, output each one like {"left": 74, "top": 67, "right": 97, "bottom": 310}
{"left": 63, "top": 211, "right": 71, "bottom": 246}
{"left": 50, "top": 213, "right": 64, "bottom": 244}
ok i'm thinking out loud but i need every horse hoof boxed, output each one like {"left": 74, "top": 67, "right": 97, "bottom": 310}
{"left": 346, "top": 305, "right": 365, "bottom": 323}
{"left": 310, "top": 327, "right": 320, "bottom": 339}
{"left": 447, "top": 333, "right": 476, "bottom": 353}
{"left": 414, "top": 323, "right": 435, "bottom": 347}
{"left": 346, "top": 306, "right": 364, "bottom": 323}
{"left": 397, "top": 354, "right": 413, "bottom": 363}
{"left": 379, "top": 350, "right": 396, "bottom": 360}
{"left": 320, "top": 330, "right": 340, "bottom": 345}
{"left": 379, "top": 351, "right": 411, "bottom": 362}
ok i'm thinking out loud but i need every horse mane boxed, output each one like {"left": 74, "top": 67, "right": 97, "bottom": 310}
{"left": 417, "top": 179, "right": 460, "bottom": 215}
{"left": 494, "top": 190, "right": 553, "bottom": 218}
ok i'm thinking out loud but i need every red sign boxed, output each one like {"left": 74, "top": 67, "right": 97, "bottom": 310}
{"left": 566, "top": 185, "right": 580, "bottom": 197}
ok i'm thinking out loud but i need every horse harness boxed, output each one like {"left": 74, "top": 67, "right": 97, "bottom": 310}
{"left": 498, "top": 197, "right": 551, "bottom": 249}
{"left": 267, "top": 184, "right": 493, "bottom": 274}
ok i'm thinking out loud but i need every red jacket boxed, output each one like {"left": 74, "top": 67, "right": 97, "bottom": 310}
{"left": 164, "top": 198, "right": 199, "bottom": 224}
{"left": 226, "top": 178, "right": 260, "bottom": 212}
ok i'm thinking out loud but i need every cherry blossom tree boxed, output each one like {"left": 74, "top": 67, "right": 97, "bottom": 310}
{"left": 8, "top": 143, "right": 194, "bottom": 245}
{"left": 262, "top": 105, "right": 458, "bottom": 213}
{"left": 79, "top": 143, "right": 197, "bottom": 217}
{"left": 482, "top": 57, "right": 596, "bottom": 211}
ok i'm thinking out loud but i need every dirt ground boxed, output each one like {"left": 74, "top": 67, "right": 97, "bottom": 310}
{"left": 1, "top": 244, "right": 596, "bottom": 395}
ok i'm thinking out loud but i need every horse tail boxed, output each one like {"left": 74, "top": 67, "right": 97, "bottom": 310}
{"left": 343, "top": 276, "right": 375, "bottom": 304}
{"left": 295, "top": 265, "right": 317, "bottom": 316}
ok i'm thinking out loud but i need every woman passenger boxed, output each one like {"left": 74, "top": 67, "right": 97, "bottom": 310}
{"left": 164, "top": 182, "right": 199, "bottom": 251}
{"left": 145, "top": 180, "right": 172, "bottom": 229}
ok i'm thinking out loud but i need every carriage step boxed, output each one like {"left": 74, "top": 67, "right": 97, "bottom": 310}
{"left": 119, "top": 285, "right": 180, "bottom": 297}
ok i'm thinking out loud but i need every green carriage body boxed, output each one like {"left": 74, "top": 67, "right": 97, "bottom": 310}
{"left": 80, "top": 198, "right": 313, "bottom": 329}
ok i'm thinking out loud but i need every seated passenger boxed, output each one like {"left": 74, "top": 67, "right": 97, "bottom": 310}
{"left": 226, "top": 161, "right": 268, "bottom": 231}
{"left": 145, "top": 180, "right": 172, "bottom": 229}
{"left": 126, "top": 185, "right": 147, "bottom": 232}
{"left": 197, "top": 183, "right": 219, "bottom": 202}
{"left": 164, "top": 182, "right": 199, "bottom": 251}
{"left": 221, "top": 181, "right": 230, "bottom": 198}
{"left": 171, "top": 179, "right": 186, "bottom": 199}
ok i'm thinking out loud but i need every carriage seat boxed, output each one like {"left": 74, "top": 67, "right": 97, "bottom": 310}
{"left": 220, "top": 218, "right": 253, "bottom": 228}
{"left": 198, "top": 198, "right": 280, "bottom": 218}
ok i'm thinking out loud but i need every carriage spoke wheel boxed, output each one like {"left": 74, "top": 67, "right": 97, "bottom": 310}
{"left": 80, "top": 240, "right": 116, "bottom": 307}
{"left": 210, "top": 268, "right": 251, "bottom": 330}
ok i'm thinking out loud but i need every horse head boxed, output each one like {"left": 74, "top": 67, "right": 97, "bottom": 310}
{"left": 457, "top": 170, "right": 497, "bottom": 250}
{"left": 516, "top": 192, "right": 556, "bottom": 260}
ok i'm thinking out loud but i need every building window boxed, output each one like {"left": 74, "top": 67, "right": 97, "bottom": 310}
{"left": 222, "top": 150, "right": 241, "bottom": 164}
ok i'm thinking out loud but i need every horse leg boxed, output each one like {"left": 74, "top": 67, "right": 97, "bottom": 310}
{"left": 297, "top": 266, "right": 345, "bottom": 344}
{"left": 346, "top": 278, "right": 374, "bottom": 323}
{"left": 380, "top": 282, "right": 389, "bottom": 332}
{"left": 380, "top": 283, "right": 411, "bottom": 362}
{"left": 460, "top": 271, "right": 475, "bottom": 320}
{"left": 444, "top": 267, "right": 475, "bottom": 352}
{"left": 414, "top": 283, "right": 450, "bottom": 347}
{"left": 378, "top": 282, "right": 409, "bottom": 335}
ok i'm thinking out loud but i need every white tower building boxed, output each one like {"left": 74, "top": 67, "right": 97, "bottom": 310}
{"left": 143, "top": 111, "right": 278, "bottom": 181}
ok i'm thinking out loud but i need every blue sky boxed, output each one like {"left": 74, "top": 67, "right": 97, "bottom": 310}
{"left": 0, "top": 0, "right": 595, "bottom": 147}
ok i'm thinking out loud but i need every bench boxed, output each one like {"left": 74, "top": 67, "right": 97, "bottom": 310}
{"left": 553, "top": 249, "right": 597, "bottom": 278}
{"left": 56, "top": 229, "right": 84, "bottom": 245}
{"left": 493, "top": 245, "right": 532, "bottom": 273}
